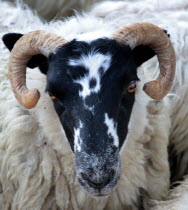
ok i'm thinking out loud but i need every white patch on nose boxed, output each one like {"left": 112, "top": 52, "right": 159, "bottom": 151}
{"left": 104, "top": 113, "right": 119, "bottom": 147}
{"left": 74, "top": 121, "right": 83, "bottom": 152}
{"left": 68, "top": 51, "right": 111, "bottom": 99}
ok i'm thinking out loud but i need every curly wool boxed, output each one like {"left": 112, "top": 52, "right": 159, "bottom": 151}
{"left": 0, "top": 0, "right": 188, "bottom": 209}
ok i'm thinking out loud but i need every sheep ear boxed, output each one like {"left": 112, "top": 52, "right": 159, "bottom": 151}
{"left": 2, "top": 33, "right": 48, "bottom": 74}
{"left": 132, "top": 29, "right": 170, "bottom": 67}
{"left": 2, "top": 33, "right": 23, "bottom": 51}
{"left": 132, "top": 45, "right": 156, "bottom": 67}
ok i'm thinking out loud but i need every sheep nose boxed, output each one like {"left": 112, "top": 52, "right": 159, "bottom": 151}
{"left": 81, "top": 171, "right": 114, "bottom": 189}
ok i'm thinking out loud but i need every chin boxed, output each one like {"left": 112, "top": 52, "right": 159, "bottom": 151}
{"left": 92, "top": 193, "right": 111, "bottom": 197}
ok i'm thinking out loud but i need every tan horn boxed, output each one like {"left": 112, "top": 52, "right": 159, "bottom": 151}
{"left": 111, "top": 22, "right": 176, "bottom": 100}
{"left": 9, "top": 30, "right": 68, "bottom": 109}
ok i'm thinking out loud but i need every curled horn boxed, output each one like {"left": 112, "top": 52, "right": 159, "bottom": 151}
{"left": 111, "top": 22, "right": 176, "bottom": 100}
{"left": 9, "top": 30, "right": 68, "bottom": 109}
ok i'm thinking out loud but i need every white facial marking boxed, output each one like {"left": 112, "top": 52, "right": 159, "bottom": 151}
{"left": 104, "top": 113, "right": 119, "bottom": 147}
{"left": 69, "top": 51, "right": 111, "bottom": 99}
{"left": 74, "top": 121, "right": 83, "bottom": 152}
{"left": 84, "top": 103, "right": 95, "bottom": 114}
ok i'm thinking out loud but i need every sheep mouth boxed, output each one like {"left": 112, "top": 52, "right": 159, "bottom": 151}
{"left": 92, "top": 193, "right": 111, "bottom": 197}
{"left": 76, "top": 168, "right": 121, "bottom": 197}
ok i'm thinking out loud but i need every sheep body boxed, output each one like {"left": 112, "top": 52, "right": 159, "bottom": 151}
{"left": 0, "top": 0, "right": 188, "bottom": 209}
{"left": 4, "top": 0, "right": 101, "bottom": 20}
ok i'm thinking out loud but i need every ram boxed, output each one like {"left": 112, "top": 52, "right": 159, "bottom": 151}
{"left": 0, "top": 0, "right": 188, "bottom": 209}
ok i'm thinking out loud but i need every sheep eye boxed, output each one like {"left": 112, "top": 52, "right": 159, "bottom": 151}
{"left": 48, "top": 92, "right": 57, "bottom": 100}
{"left": 127, "top": 81, "right": 137, "bottom": 92}
{"left": 51, "top": 95, "right": 57, "bottom": 100}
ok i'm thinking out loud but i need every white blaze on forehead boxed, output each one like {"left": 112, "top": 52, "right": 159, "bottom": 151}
{"left": 68, "top": 52, "right": 112, "bottom": 99}
{"left": 74, "top": 121, "right": 83, "bottom": 152}
{"left": 104, "top": 113, "right": 119, "bottom": 147}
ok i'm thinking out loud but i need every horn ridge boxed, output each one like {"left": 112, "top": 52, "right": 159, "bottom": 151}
{"left": 8, "top": 30, "right": 68, "bottom": 109}
{"left": 111, "top": 22, "right": 176, "bottom": 100}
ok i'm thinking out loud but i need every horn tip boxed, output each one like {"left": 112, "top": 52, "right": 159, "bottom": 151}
{"left": 143, "top": 81, "right": 168, "bottom": 100}
{"left": 21, "top": 89, "right": 40, "bottom": 109}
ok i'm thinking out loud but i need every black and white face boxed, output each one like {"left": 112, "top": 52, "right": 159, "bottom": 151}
{"left": 3, "top": 34, "right": 156, "bottom": 197}
{"left": 46, "top": 39, "right": 138, "bottom": 196}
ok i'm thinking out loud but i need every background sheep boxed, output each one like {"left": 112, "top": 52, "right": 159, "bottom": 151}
{"left": 0, "top": 0, "right": 188, "bottom": 209}
{"left": 3, "top": 0, "right": 101, "bottom": 20}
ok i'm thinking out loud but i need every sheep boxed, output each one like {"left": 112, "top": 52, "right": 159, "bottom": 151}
{"left": 0, "top": 0, "right": 188, "bottom": 209}
{"left": 5, "top": 0, "right": 101, "bottom": 20}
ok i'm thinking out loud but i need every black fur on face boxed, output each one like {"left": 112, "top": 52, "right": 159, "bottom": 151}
{"left": 45, "top": 38, "right": 153, "bottom": 196}
{"left": 46, "top": 39, "right": 139, "bottom": 150}
{"left": 2, "top": 34, "right": 157, "bottom": 197}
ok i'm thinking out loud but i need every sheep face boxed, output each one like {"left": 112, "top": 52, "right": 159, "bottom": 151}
{"left": 3, "top": 34, "right": 155, "bottom": 197}
{"left": 46, "top": 38, "right": 140, "bottom": 196}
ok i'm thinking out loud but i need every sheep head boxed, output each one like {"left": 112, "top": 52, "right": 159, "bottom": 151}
{"left": 2, "top": 23, "right": 175, "bottom": 197}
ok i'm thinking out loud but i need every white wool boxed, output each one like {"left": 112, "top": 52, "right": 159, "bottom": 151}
{"left": 149, "top": 176, "right": 188, "bottom": 210}
{"left": 0, "top": 0, "right": 188, "bottom": 209}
